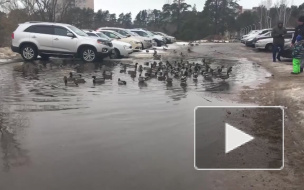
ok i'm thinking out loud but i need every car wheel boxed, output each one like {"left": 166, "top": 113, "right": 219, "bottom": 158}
{"left": 40, "top": 54, "right": 50, "bottom": 60}
{"left": 266, "top": 44, "right": 273, "bottom": 52}
{"left": 110, "top": 48, "right": 121, "bottom": 59}
{"left": 81, "top": 47, "right": 97, "bottom": 62}
{"left": 21, "top": 44, "right": 38, "bottom": 61}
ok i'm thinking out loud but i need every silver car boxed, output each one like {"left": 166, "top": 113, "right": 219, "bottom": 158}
{"left": 97, "top": 27, "right": 152, "bottom": 49}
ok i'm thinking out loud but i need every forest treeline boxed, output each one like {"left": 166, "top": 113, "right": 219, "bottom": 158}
{"left": 0, "top": 0, "right": 304, "bottom": 46}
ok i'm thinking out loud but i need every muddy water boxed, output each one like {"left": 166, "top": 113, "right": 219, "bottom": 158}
{"left": 0, "top": 58, "right": 269, "bottom": 190}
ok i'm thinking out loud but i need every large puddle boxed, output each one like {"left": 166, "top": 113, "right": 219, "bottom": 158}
{"left": 0, "top": 57, "right": 270, "bottom": 189}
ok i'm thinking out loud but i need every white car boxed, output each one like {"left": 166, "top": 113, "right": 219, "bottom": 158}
{"left": 255, "top": 32, "right": 294, "bottom": 51}
{"left": 129, "top": 29, "right": 166, "bottom": 47}
{"left": 97, "top": 27, "right": 152, "bottom": 49}
{"left": 11, "top": 22, "right": 113, "bottom": 62}
{"left": 98, "top": 30, "right": 142, "bottom": 51}
{"left": 154, "top": 32, "right": 176, "bottom": 44}
{"left": 84, "top": 30, "right": 133, "bottom": 59}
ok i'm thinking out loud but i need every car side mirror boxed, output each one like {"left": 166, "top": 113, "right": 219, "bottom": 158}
{"left": 67, "top": 32, "right": 75, "bottom": 38}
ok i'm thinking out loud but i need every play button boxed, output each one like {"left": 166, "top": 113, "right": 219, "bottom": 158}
{"left": 225, "top": 123, "right": 254, "bottom": 154}
{"left": 195, "top": 106, "right": 284, "bottom": 170}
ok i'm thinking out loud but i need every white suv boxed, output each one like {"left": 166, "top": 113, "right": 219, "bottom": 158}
{"left": 11, "top": 22, "right": 113, "bottom": 62}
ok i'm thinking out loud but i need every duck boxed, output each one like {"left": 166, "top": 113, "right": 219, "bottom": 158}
{"left": 103, "top": 70, "right": 112, "bottom": 80}
{"left": 138, "top": 65, "right": 143, "bottom": 73}
{"left": 69, "top": 72, "right": 82, "bottom": 79}
{"left": 118, "top": 78, "right": 127, "bottom": 85}
{"left": 129, "top": 63, "right": 139, "bottom": 69}
{"left": 64, "top": 76, "right": 78, "bottom": 87}
{"left": 180, "top": 75, "right": 187, "bottom": 84}
{"left": 92, "top": 76, "right": 105, "bottom": 84}
{"left": 220, "top": 72, "right": 230, "bottom": 81}
{"left": 166, "top": 75, "right": 173, "bottom": 84}
{"left": 120, "top": 65, "right": 127, "bottom": 73}
{"left": 193, "top": 72, "right": 198, "bottom": 80}
{"left": 138, "top": 74, "right": 145, "bottom": 83}
{"left": 75, "top": 78, "right": 86, "bottom": 84}
{"left": 157, "top": 73, "right": 166, "bottom": 81}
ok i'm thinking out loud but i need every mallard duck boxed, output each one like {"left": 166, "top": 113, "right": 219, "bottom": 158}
{"left": 92, "top": 76, "right": 105, "bottom": 84}
{"left": 64, "top": 76, "right": 78, "bottom": 87}
{"left": 103, "top": 70, "right": 112, "bottom": 80}
{"left": 120, "top": 65, "right": 127, "bottom": 73}
{"left": 138, "top": 74, "right": 145, "bottom": 83}
{"left": 181, "top": 75, "right": 187, "bottom": 83}
{"left": 129, "top": 63, "right": 138, "bottom": 69}
{"left": 75, "top": 78, "right": 86, "bottom": 84}
{"left": 118, "top": 78, "right": 127, "bottom": 85}
{"left": 69, "top": 72, "right": 82, "bottom": 79}
{"left": 220, "top": 74, "right": 230, "bottom": 81}
{"left": 166, "top": 75, "right": 173, "bottom": 84}
{"left": 157, "top": 72, "right": 165, "bottom": 81}
{"left": 193, "top": 72, "right": 198, "bottom": 80}
{"left": 139, "top": 65, "right": 143, "bottom": 73}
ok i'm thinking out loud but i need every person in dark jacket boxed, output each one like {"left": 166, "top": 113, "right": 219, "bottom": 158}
{"left": 291, "top": 16, "right": 304, "bottom": 72}
{"left": 271, "top": 21, "right": 287, "bottom": 62}
{"left": 292, "top": 16, "right": 304, "bottom": 45}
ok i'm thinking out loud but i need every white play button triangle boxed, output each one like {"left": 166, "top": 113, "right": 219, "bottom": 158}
{"left": 225, "top": 123, "right": 254, "bottom": 154}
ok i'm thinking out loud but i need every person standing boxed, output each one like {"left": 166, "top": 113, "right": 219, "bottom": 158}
{"left": 271, "top": 21, "right": 287, "bottom": 62}
{"left": 291, "top": 35, "right": 304, "bottom": 74}
{"left": 291, "top": 16, "right": 304, "bottom": 72}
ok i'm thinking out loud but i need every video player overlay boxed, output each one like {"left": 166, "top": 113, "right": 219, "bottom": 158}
{"left": 195, "top": 106, "right": 284, "bottom": 170}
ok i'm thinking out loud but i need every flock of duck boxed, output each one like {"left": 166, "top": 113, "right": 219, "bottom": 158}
{"left": 63, "top": 59, "right": 233, "bottom": 87}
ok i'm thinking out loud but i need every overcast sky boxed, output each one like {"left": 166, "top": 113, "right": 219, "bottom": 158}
{"left": 94, "top": 0, "right": 303, "bottom": 18}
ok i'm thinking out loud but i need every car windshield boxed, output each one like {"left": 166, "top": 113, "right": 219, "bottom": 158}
{"left": 118, "top": 29, "right": 130, "bottom": 36}
{"left": 97, "top": 32, "right": 112, "bottom": 41}
{"left": 68, "top": 26, "right": 88, "bottom": 37}
{"left": 130, "top": 32, "right": 140, "bottom": 36}
{"left": 145, "top": 31, "right": 155, "bottom": 36}
{"left": 109, "top": 31, "right": 126, "bottom": 38}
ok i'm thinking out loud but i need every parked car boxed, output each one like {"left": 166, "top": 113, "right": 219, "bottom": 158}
{"left": 247, "top": 28, "right": 295, "bottom": 47}
{"left": 255, "top": 32, "right": 294, "bottom": 51}
{"left": 281, "top": 39, "right": 293, "bottom": 58}
{"left": 97, "top": 27, "right": 152, "bottom": 49}
{"left": 153, "top": 32, "right": 176, "bottom": 44}
{"left": 83, "top": 30, "right": 133, "bottom": 59}
{"left": 129, "top": 29, "right": 165, "bottom": 47}
{"left": 244, "top": 29, "right": 273, "bottom": 47}
{"left": 241, "top": 30, "right": 260, "bottom": 43}
{"left": 11, "top": 22, "right": 113, "bottom": 62}
{"left": 98, "top": 29, "right": 142, "bottom": 51}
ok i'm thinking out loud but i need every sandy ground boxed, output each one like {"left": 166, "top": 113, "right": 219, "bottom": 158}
{"left": 190, "top": 43, "right": 304, "bottom": 189}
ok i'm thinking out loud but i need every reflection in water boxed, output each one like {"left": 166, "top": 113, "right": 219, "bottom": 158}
{"left": 204, "top": 81, "right": 231, "bottom": 93}
{"left": 0, "top": 57, "right": 270, "bottom": 189}
{"left": 0, "top": 64, "right": 31, "bottom": 172}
